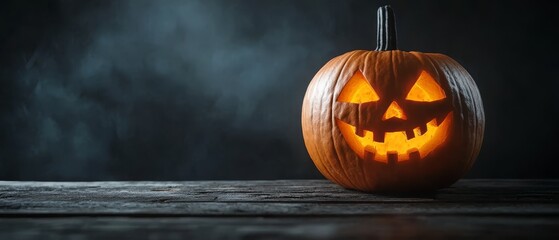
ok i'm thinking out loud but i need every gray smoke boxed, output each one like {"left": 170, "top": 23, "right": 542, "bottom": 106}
{"left": 1, "top": 0, "right": 359, "bottom": 180}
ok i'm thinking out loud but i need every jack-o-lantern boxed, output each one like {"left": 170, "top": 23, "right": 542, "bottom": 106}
{"left": 301, "top": 6, "right": 485, "bottom": 192}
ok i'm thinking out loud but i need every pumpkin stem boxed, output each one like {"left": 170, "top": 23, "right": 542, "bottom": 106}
{"left": 375, "top": 5, "right": 398, "bottom": 51}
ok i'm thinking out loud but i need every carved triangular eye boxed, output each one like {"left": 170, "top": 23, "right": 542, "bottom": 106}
{"left": 405, "top": 71, "right": 446, "bottom": 102}
{"left": 337, "top": 71, "right": 380, "bottom": 103}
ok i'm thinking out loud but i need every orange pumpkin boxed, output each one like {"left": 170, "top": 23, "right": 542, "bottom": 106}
{"left": 301, "top": 6, "right": 485, "bottom": 192}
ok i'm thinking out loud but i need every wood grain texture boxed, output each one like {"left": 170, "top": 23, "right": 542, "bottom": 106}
{"left": 1, "top": 216, "right": 558, "bottom": 240}
{"left": 0, "top": 179, "right": 558, "bottom": 239}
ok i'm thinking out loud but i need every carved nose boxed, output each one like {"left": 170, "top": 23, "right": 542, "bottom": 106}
{"left": 382, "top": 101, "right": 407, "bottom": 120}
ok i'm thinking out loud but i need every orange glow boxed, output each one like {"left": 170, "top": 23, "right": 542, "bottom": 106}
{"left": 406, "top": 71, "right": 446, "bottom": 102}
{"left": 336, "top": 113, "right": 452, "bottom": 163}
{"left": 382, "top": 101, "right": 407, "bottom": 120}
{"left": 337, "top": 71, "right": 380, "bottom": 103}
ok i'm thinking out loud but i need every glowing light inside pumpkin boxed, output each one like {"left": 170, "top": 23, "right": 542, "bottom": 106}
{"left": 382, "top": 101, "right": 407, "bottom": 120}
{"left": 406, "top": 71, "right": 446, "bottom": 102}
{"left": 336, "top": 113, "right": 452, "bottom": 163}
{"left": 337, "top": 71, "right": 379, "bottom": 103}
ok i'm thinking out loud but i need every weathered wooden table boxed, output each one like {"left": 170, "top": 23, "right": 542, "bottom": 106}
{"left": 0, "top": 179, "right": 557, "bottom": 239}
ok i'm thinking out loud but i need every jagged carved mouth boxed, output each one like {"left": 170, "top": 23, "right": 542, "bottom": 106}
{"left": 335, "top": 112, "right": 452, "bottom": 163}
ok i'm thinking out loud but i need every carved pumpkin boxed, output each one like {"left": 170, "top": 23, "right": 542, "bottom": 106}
{"left": 301, "top": 6, "right": 485, "bottom": 192}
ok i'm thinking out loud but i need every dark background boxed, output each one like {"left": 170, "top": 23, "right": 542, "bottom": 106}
{"left": 1, "top": 0, "right": 557, "bottom": 180}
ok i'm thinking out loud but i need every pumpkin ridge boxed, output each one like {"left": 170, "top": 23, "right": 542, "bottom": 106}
{"left": 309, "top": 55, "right": 352, "bottom": 185}
{"left": 305, "top": 53, "right": 358, "bottom": 184}
{"left": 330, "top": 51, "right": 368, "bottom": 189}
{"left": 441, "top": 55, "right": 484, "bottom": 173}
{"left": 422, "top": 53, "right": 484, "bottom": 179}
{"left": 304, "top": 60, "right": 337, "bottom": 183}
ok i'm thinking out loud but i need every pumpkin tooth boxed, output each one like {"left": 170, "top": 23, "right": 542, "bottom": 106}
{"left": 373, "top": 132, "right": 385, "bottom": 142}
{"left": 408, "top": 149, "right": 421, "bottom": 162}
{"left": 419, "top": 124, "right": 428, "bottom": 135}
{"left": 364, "top": 146, "right": 375, "bottom": 162}
{"left": 387, "top": 152, "right": 398, "bottom": 165}
{"left": 355, "top": 128, "right": 365, "bottom": 137}
{"left": 405, "top": 129, "right": 415, "bottom": 140}
{"left": 435, "top": 115, "right": 446, "bottom": 126}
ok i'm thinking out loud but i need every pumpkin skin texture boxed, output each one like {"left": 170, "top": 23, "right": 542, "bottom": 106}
{"left": 301, "top": 7, "right": 484, "bottom": 192}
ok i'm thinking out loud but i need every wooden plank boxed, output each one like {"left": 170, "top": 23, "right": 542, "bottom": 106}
{"left": 0, "top": 216, "right": 557, "bottom": 240}
{"left": 0, "top": 179, "right": 557, "bottom": 203}
{"left": 0, "top": 180, "right": 558, "bottom": 239}
{"left": 1, "top": 202, "right": 558, "bottom": 216}
{"left": 0, "top": 180, "right": 558, "bottom": 216}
